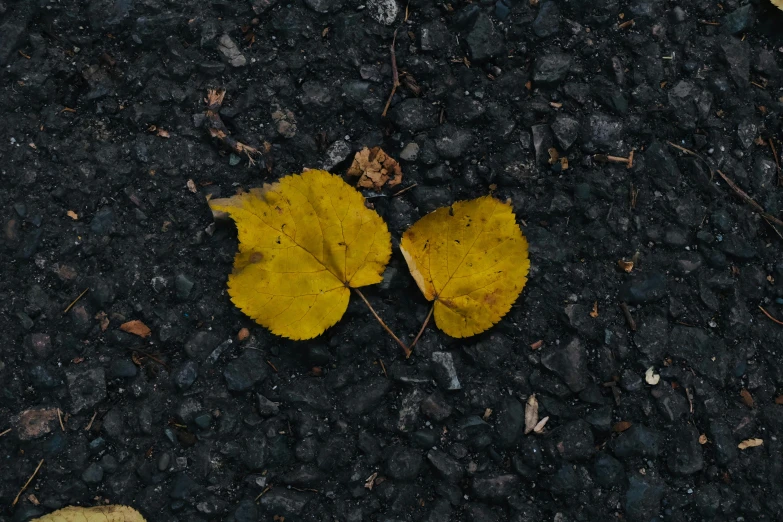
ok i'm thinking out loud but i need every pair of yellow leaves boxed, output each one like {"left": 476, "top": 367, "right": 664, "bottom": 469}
{"left": 209, "top": 169, "right": 530, "bottom": 341}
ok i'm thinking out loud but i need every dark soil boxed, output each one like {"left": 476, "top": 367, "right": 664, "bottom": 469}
{"left": 2, "top": 0, "right": 783, "bottom": 520}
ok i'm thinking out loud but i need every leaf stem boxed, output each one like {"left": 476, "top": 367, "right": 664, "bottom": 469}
{"left": 353, "top": 288, "right": 411, "bottom": 357}
{"left": 406, "top": 304, "right": 434, "bottom": 359}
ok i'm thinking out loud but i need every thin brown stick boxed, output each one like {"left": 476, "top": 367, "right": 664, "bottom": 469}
{"left": 84, "top": 411, "right": 98, "bottom": 431}
{"left": 666, "top": 141, "right": 714, "bottom": 179}
{"left": 378, "top": 358, "right": 387, "bottom": 377}
{"left": 716, "top": 170, "right": 783, "bottom": 228}
{"left": 126, "top": 347, "right": 169, "bottom": 370}
{"left": 12, "top": 459, "right": 44, "bottom": 507}
{"left": 63, "top": 288, "right": 89, "bottom": 314}
{"left": 56, "top": 408, "right": 65, "bottom": 432}
{"left": 759, "top": 306, "right": 783, "bottom": 326}
{"left": 0, "top": 428, "right": 10, "bottom": 437}
{"left": 353, "top": 288, "right": 410, "bottom": 357}
{"left": 204, "top": 88, "right": 260, "bottom": 163}
{"left": 254, "top": 484, "right": 272, "bottom": 501}
{"left": 406, "top": 304, "right": 434, "bottom": 358}
{"left": 770, "top": 138, "right": 781, "bottom": 185}
{"left": 619, "top": 302, "right": 636, "bottom": 331}
{"left": 392, "top": 182, "right": 418, "bottom": 197}
{"left": 381, "top": 29, "right": 400, "bottom": 117}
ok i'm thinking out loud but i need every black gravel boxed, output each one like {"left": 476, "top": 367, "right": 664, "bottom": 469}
{"left": 2, "top": 0, "right": 783, "bottom": 521}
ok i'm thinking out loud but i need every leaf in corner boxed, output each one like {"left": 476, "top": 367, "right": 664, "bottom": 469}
{"left": 346, "top": 147, "right": 402, "bottom": 190}
{"left": 32, "top": 505, "right": 146, "bottom": 522}
{"left": 772, "top": 0, "right": 783, "bottom": 11}
{"left": 209, "top": 169, "right": 391, "bottom": 340}
{"left": 400, "top": 196, "right": 530, "bottom": 338}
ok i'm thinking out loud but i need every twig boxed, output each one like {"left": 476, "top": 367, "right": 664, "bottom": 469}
{"left": 254, "top": 485, "right": 272, "bottom": 502}
{"left": 392, "top": 182, "right": 418, "bottom": 197}
{"left": 0, "top": 428, "right": 10, "bottom": 437}
{"left": 56, "top": 409, "right": 65, "bottom": 432}
{"left": 353, "top": 288, "right": 410, "bottom": 357}
{"left": 593, "top": 153, "right": 633, "bottom": 168}
{"left": 63, "top": 288, "right": 89, "bottom": 314}
{"left": 381, "top": 29, "right": 400, "bottom": 118}
{"left": 666, "top": 141, "right": 713, "bottom": 179}
{"left": 759, "top": 306, "right": 783, "bottom": 326}
{"left": 126, "top": 347, "right": 169, "bottom": 370}
{"left": 378, "top": 358, "right": 387, "bottom": 377}
{"left": 406, "top": 304, "right": 434, "bottom": 359}
{"left": 266, "top": 360, "right": 278, "bottom": 372}
{"left": 770, "top": 138, "right": 781, "bottom": 185}
{"left": 619, "top": 302, "right": 636, "bottom": 331}
{"left": 716, "top": 170, "right": 783, "bottom": 229}
{"left": 84, "top": 411, "right": 98, "bottom": 431}
{"left": 204, "top": 89, "right": 260, "bottom": 163}
{"left": 12, "top": 459, "right": 44, "bottom": 507}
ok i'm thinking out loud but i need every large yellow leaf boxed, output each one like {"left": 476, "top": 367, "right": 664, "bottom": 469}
{"left": 772, "top": 0, "right": 783, "bottom": 10}
{"left": 32, "top": 505, "right": 146, "bottom": 522}
{"left": 209, "top": 169, "right": 391, "bottom": 340}
{"left": 400, "top": 196, "right": 529, "bottom": 338}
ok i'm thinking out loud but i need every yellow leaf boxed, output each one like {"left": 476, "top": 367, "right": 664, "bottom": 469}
{"left": 31, "top": 505, "right": 146, "bottom": 522}
{"left": 400, "top": 196, "right": 529, "bottom": 338}
{"left": 772, "top": 0, "right": 783, "bottom": 11}
{"left": 209, "top": 169, "right": 391, "bottom": 340}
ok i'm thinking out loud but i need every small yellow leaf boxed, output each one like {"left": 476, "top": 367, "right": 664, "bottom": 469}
{"left": 209, "top": 170, "right": 391, "bottom": 340}
{"left": 738, "top": 438, "right": 763, "bottom": 450}
{"left": 400, "top": 196, "right": 530, "bottom": 338}
{"left": 772, "top": 0, "right": 783, "bottom": 11}
{"left": 31, "top": 505, "right": 146, "bottom": 522}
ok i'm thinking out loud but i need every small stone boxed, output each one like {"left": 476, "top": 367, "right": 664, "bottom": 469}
{"left": 172, "top": 360, "right": 199, "bottom": 391}
{"left": 24, "top": 333, "right": 52, "bottom": 360}
{"left": 532, "top": 1, "right": 560, "bottom": 38}
{"left": 495, "top": 397, "right": 524, "bottom": 449}
{"left": 531, "top": 124, "right": 554, "bottom": 166}
{"left": 708, "top": 420, "right": 737, "bottom": 465}
{"left": 343, "top": 377, "right": 392, "bottom": 414}
{"left": 471, "top": 473, "right": 521, "bottom": 502}
{"left": 29, "top": 365, "right": 60, "bottom": 389}
{"left": 634, "top": 315, "right": 668, "bottom": 361}
{"left": 257, "top": 394, "right": 280, "bottom": 416}
{"left": 217, "top": 34, "right": 246, "bottom": 67}
{"left": 224, "top": 350, "right": 269, "bottom": 392}
{"left": 272, "top": 106, "right": 297, "bottom": 138}
{"left": 391, "top": 99, "right": 437, "bottom": 133}
{"left": 258, "top": 489, "right": 313, "bottom": 517}
{"left": 431, "top": 351, "right": 461, "bottom": 391}
{"left": 420, "top": 392, "right": 453, "bottom": 422}
{"left": 553, "top": 420, "right": 595, "bottom": 461}
{"left": 593, "top": 452, "right": 625, "bottom": 488}
{"left": 434, "top": 125, "right": 473, "bottom": 159}
{"left": 367, "top": 0, "right": 398, "bottom": 25}
{"left": 185, "top": 331, "right": 220, "bottom": 361}
{"left": 398, "top": 388, "right": 425, "bottom": 432}
{"left": 280, "top": 379, "right": 332, "bottom": 411}
{"left": 667, "top": 424, "right": 704, "bottom": 475}
{"left": 620, "top": 272, "right": 667, "bottom": 304}
{"left": 722, "top": 4, "right": 753, "bottom": 35}
{"left": 90, "top": 207, "right": 114, "bottom": 235}
{"left": 465, "top": 13, "right": 504, "bottom": 63}
{"left": 540, "top": 338, "right": 589, "bottom": 393}
{"left": 109, "top": 359, "right": 138, "bottom": 379}
{"left": 82, "top": 462, "right": 104, "bottom": 484}
{"left": 194, "top": 413, "right": 212, "bottom": 429}
{"left": 612, "top": 425, "right": 662, "bottom": 458}
{"left": 174, "top": 273, "right": 194, "bottom": 301}
{"left": 533, "top": 54, "right": 571, "bottom": 86}
{"left": 551, "top": 116, "right": 579, "bottom": 151}
{"left": 420, "top": 21, "right": 450, "bottom": 52}
{"left": 736, "top": 119, "right": 757, "bottom": 150}
{"left": 158, "top": 452, "right": 171, "bottom": 471}
{"left": 625, "top": 473, "right": 664, "bottom": 521}
{"left": 581, "top": 113, "right": 624, "bottom": 153}
{"left": 66, "top": 366, "right": 107, "bottom": 414}
{"left": 427, "top": 449, "right": 464, "bottom": 482}
{"left": 300, "top": 81, "right": 332, "bottom": 107}
{"left": 399, "top": 142, "right": 420, "bottom": 161}
{"left": 14, "top": 407, "right": 59, "bottom": 440}
{"left": 321, "top": 140, "right": 351, "bottom": 171}
{"left": 386, "top": 446, "right": 423, "bottom": 480}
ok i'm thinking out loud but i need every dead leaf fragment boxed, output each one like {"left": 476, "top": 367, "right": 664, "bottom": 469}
{"left": 364, "top": 472, "right": 378, "bottom": 490}
{"left": 483, "top": 408, "right": 492, "bottom": 420}
{"left": 589, "top": 301, "right": 599, "bottom": 318}
{"left": 530, "top": 340, "right": 543, "bottom": 350}
{"left": 738, "top": 438, "right": 763, "bottom": 450}
{"left": 66, "top": 210, "right": 79, "bottom": 220}
{"left": 533, "top": 416, "right": 549, "bottom": 434}
{"left": 237, "top": 327, "right": 250, "bottom": 341}
{"left": 187, "top": 179, "right": 197, "bottom": 193}
{"left": 618, "top": 259, "right": 634, "bottom": 272}
{"left": 699, "top": 433, "right": 708, "bottom": 444}
{"left": 645, "top": 366, "right": 660, "bottom": 385}
{"left": 346, "top": 147, "right": 403, "bottom": 190}
{"left": 524, "top": 394, "right": 539, "bottom": 434}
{"left": 119, "top": 320, "right": 152, "bottom": 338}
{"left": 740, "top": 389, "right": 754, "bottom": 408}
{"left": 95, "top": 311, "right": 110, "bottom": 332}
{"left": 776, "top": 395, "right": 783, "bottom": 405}
{"left": 547, "top": 147, "right": 559, "bottom": 165}
{"left": 612, "top": 421, "right": 632, "bottom": 433}
{"left": 157, "top": 128, "right": 170, "bottom": 138}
